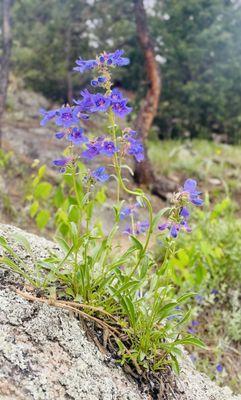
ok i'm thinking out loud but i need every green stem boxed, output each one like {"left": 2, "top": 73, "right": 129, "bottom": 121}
{"left": 108, "top": 110, "right": 153, "bottom": 278}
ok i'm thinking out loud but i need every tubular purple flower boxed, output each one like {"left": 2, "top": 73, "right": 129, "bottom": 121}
{"left": 128, "top": 138, "right": 144, "bottom": 162}
{"left": 39, "top": 108, "right": 58, "bottom": 126}
{"left": 109, "top": 88, "right": 124, "bottom": 102}
{"left": 67, "top": 127, "right": 88, "bottom": 145}
{"left": 82, "top": 139, "right": 103, "bottom": 160}
{"left": 73, "top": 57, "right": 98, "bottom": 73}
{"left": 92, "top": 166, "right": 109, "bottom": 182}
{"left": 182, "top": 179, "right": 203, "bottom": 206}
{"left": 55, "top": 107, "right": 79, "bottom": 128}
{"left": 90, "top": 94, "right": 111, "bottom": 113}
{"left": 101, "top": 140, "right": 118, "bottom": 157}
{"left": 112, "top": 100, "right": 132, "bottom": 118}
{"left": 55, "top": 132, "right": 65, "bottom": 140}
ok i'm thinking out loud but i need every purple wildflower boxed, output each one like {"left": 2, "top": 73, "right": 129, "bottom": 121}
{"left": 109, "top": 88, "right": 124, "bottom": 102}
{"left": 55, "top": 132, "right": 65, "bottom": 140}
{"left": 101, "top": 140, "right": 118, "bottom": 157}
{"left": 67, "top": 127, "right": 88, "bottom": 145}
{"left": 124, "top": 220, "right": 149, "bottom": 236}
{"left": 39, "top": 108, "right": 58, "bottom": 126}
{"left": 92, "top": 166, "right": 109, "bottom": 183}
{"left": 120, "top": 202, "right": 140, "bottom": 220}
{"left": 107, "top": 49, "right": 130, "bottom": 67}
{"left": 182, "top": 179, "right": 203, "bottom": 206}
{"left": 112, "top": 100, "right": 132, "bottom": 118}
{"left": 136, "top": 220, "right": 149, "bottom": 234}
{"left": 90, "top": 94, "right": 111, "bottom": 113}
{"left": 55, "top": 107, "right": 79, "bottom": 128}
{"left": 180, "top": 206, "right": 190, "bottom": 219}
{"left": 216, "top": 364, "right": 223, "bottom": 373}
{"left": 170, "top": 224, "right": 179, "bottom": 238}
{"left": 128, "top": 138, "right": 144, "bottom": 162}
{"left": 82, "top": 139, "right": 103, "bottom": 160}
{"left": 73, "top": 57, "right": 98, "bottom": 73}
{"left": 53, "top": 157, "right": 71, "bottom": 173}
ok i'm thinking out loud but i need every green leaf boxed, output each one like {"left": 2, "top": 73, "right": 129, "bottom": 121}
{"left": 29, "top": 200, "right": 39, "bottom": 218}
{"left": 36, "top": 210, "right": 50, "bottom": 229}
{"left": 34, "top": 182, "right": 52, "bottom": 199}
{"left": 130, "top": 235, "right": 143, "bottom": 251}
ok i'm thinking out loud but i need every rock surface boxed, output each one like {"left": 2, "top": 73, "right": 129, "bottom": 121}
{"left": 0, "top": 223, "right": 241, "bottom": 400}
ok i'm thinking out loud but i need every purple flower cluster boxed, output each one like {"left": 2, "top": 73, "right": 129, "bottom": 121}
{"left": 158, "top": 179, "right": 203, "bottom": 238}
{"left": 75, "top": 88, "right": 132, "bottom": 118}
{"left": 82, "top": 137, "right": 118, "bottom": 160}
{"left": 74, "top": 50, "right": 129, "bottom": 74}
{"left": 40, "top": 49, "right": 145, "bottom": 180}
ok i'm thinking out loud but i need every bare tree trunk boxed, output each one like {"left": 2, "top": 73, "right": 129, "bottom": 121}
{"left": 133, "top": 0, "right": 176, "bottom": 198}
{"left": 65, "top": 23, "right": 73, "bottom": 105}
{"left": 0, "top": 0, "right": 13, "bottom": 147}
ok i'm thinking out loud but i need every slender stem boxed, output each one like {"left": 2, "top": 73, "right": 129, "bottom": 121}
{"left": 108, "top": 110, "right": 153, "bottom": 278}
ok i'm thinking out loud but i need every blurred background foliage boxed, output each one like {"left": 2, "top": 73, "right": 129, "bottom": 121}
{"left": 4, "top": 0, "right": 241, "bottom": 142}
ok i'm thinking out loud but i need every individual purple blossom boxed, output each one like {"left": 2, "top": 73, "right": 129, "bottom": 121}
{"left": 158, "top": 221, "right": 191, "bottom": 238}
{"left": 109, "top": 88, "right": 124, "bottom": 102}
{"left": 211, "top": 289, "right": 219, "bottom": 295}
{"left": 101, "top": 49, "right": 130, "bottom": 67}
{"left": 91, "top": 76, "right": 107, "bottom": 87}
{"left": 39, "top": 108, "right": 58, "bottom": 126}
{"left": 101, "top": 140, "right": 118, "bottom": 157}
{"left": 216, "top": 364, "right": 223, "bottom": 373}
{"left": 180, "top": 206, "right": 190, "bottom": 219}
{"left": 82, "top": 139, "right": 103, "bottom": 160}
{"left": 98, "top": 76, "right": 107, "bottom": 83}
{"left": 191, "top": 320, "right": 199, "bottom": 327}
{"left": 53, "top": 157, "right": 72, "bottom": 173}
{"left": 112, "top": 100, "right": 132, "bottom": 118}
{"left": 73, "top": 57, "right": 98, "bottom": 73}
{"left": 92, "top": 166, "right": 109, "bottom": 183}
{"left": 182, "top": 179, "right": 203, "bottom": 206}
{"left": 127, "top": 138, "right": 144, "bottom": 162}
{"left": 55, "top": 132, "right": 65, "bottom": 139}
{"left": 90, "top": 93, "right": 111, "bottom": 113}
{"left": 67, "top": 127, "right": 88, "bottom": 145}
{"left": 55, "top": 106, "right": 79, "bottom": 128}
{"left": 75, "top": 89, "right": 94, "bottom": 112}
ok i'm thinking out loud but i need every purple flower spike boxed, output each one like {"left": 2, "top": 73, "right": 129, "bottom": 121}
{"left": 68, "top": 127, "right": 88, "bottom": 145}
{"left": 92, "top": 166, "right": 109, "bottom": 183}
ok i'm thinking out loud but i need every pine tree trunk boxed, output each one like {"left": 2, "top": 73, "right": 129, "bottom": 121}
{"left": 0, "top": 0, "right": 13, "bottom": 147}
{"left": 133, "top": 0, "right": 176, "bottom": 198}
